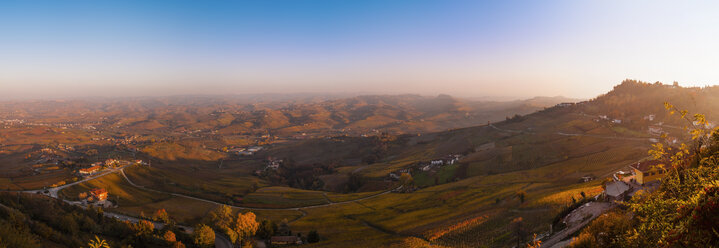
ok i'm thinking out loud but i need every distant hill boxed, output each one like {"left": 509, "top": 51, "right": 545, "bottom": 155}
{"left": 0, "top": 94, "right": 579, "bottom": 136}
{"left": 585, "top": 79, "right": 719, "bottom": 123}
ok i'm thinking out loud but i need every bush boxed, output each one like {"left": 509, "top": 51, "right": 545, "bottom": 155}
{"left": 307, "top": 230, "right": 320, "bottom": 243}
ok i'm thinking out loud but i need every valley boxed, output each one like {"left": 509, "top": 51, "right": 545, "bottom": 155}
{"left": 1, "top": 81, "right": 716, "bottom": 247}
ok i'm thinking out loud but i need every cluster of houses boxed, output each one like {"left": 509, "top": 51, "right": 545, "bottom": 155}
{"left": 388, "top": 168, "right": 411, "bottom": 180}
{"left": 422, "top": 155, "right": 461, "bottom": 171}
{"left": 595, "top": 115, "right": 623, "bottom": 124}
{"left": 602, "top": 160, "right": 667, "bottom": 202}
{"left": 32, "top": 148, "right": 62, "bottom": 165}
{"left": 229, "top": 146, "right": 264, "bottom": 156}
{"left": 555, "top": 102, "right": 575, "bottom": 108}
{"left": 77, "top": 159, "right": 143, "bottom": 176}
{"left": 388, "top": 154, "right": 462, "bottom": 180}
{"left": 266, "top": 157, "right": 283, "bottom": 170}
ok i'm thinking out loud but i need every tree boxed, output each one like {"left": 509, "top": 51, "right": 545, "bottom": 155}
{"left": 510, "top": 217, "right": 527, "bottom": 245}
{"left": 163, "top": 230, "right": 177, "bottom": 243}
{"left": 516, "top": 190, "right": 526, "bottom": 203}
{"left": 87, "top": 236, "right": 110, "bottom": 248}
{"left": 193, "top": 224, "right": 215, "bottom": 248}
{"left": 208, "top": 205, "right": 233, "bottom": 229}
{"left": 153, "top": 209, "right": 170, "bottom": 223}
{"left": 133, "top": 220, "right": 154, "bottom": 237}
{"left": 256, "top": 220, "right": 275, "bottom": 240}
{"left": 207, "top": 205, "right": 238, "bottom": 243}
{"left": 567, "top": 211, "right": 631, "bottom": 248}
{"left": 400, "top": 173, "right": 413, "bottom": 187}
{"left": 277, "top": 219, "right": 291, "bottom": 236}
{"left": 235, "top": 212, "right": 259, "bottom": 245}
{"left": 307, "top": 230, "right": 320, "bottom": 243}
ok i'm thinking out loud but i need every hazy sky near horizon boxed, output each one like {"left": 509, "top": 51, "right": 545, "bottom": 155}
{"left": 2, "top": 0, "right": 719, "bottom": 100}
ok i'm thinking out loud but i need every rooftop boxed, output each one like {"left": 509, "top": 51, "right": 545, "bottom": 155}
{"left": 90, "top": 188, "right": 107, "bottom": 195}
{"left": 605, "top": 181, "right": 631, "bottom": 197}
{"left": 629, "top": 160, "right": 666, "bottom": 172}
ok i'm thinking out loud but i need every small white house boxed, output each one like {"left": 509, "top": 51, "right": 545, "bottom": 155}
{"left": 247, "top": 146, "right": 263, "bottom": 152}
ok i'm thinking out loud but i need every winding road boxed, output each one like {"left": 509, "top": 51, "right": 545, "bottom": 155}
{"left": 1, "top": 164, "right": 235, "bottom": 248}
{"left": 2, "top": 162, "right": 399, "bottom": 248}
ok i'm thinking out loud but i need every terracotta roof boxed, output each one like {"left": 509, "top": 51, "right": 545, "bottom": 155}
{"left": 629, "top": 160, "right": 666, "bottom": 172}
{"left": 90, "top": 188, "right": 107, "bottom": 195}
{"left": 79, "top": 165, "right": 101, "bottom": 173}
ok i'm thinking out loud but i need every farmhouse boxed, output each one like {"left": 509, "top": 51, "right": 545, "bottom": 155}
{"left": 270, "top": 236, "right": 302, "bottom": 245}
{"left": 648, "top": 126, "right": 664, "bottom": 136}
{"left": 266, "top": 158, "right": 282, "bottom": 170}
{"left": 78, "top": 165, "right": 101, "bottom": 175}
{"left": 604, "top": 181, "right": 631, "bottom": 202}
{"left": 629, "top": 160, "right": 667, "bottom": 185}
{"left": 88, "top": 188, "right": 108, "bottom": 202}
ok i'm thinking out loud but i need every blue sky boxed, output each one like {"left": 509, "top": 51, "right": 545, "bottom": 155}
{"left": 2, "top": 0, "right": 719, "bottom": 99}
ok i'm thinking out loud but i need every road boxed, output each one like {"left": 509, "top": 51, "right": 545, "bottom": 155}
{"left": 19, "top": 164, "right": 131, "bottom": 198}
{"left": 1, "top": 165, "right": 233, "bottom": 248}
{"left": 214, "top": 233, "right": 233, "bottom": 248}
{"left": 2, "top": 163, "right": 397, "bottom": 248}
{"left": 542, "top": 202, "right": 613, "bottom": 247}
{"left": 488, "top": 124, "right": 656, "bottom": 142}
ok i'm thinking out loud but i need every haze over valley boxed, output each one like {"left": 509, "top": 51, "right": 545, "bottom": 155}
{"left": 2, "top": 1, "right": 719, "bottom": 248}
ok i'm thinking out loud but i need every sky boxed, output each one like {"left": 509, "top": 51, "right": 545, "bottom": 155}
{"left": 2, "top": 0, "right": 719, "bottom": 100}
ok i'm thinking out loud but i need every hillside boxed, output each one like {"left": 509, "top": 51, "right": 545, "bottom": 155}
{"left": 0, "top": 94, "right": 577, "bottom": 137}
{"left": 2, "top": 80, "right": 718, "bottom": 247}
{"left": 564, "top": 105, "right": 719, "bottom": 247}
